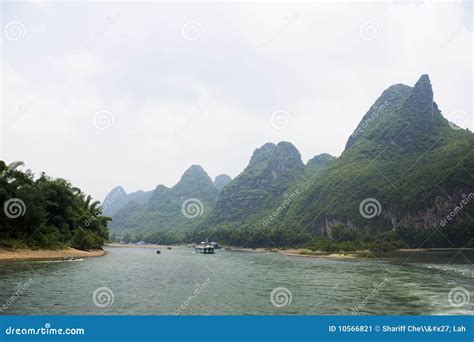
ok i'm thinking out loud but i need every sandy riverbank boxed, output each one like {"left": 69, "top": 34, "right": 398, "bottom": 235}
{"left": 234, "top": 247, "right": 472, "bottom": 260}
{"left": 0, "top": 247, "right": 105, "bottom": 261}
{"left": 277, "top": 249, "right": 360, "bottom": 259}
{"left": 231, "top": 247, "right": 361, "bottom": 259}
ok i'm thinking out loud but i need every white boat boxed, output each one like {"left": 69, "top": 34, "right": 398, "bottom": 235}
{"left": 207, "top": 241, "right": 222, "bottom": 249}
{"left": 194, "top": 242, "right": 215, "bottom": 254}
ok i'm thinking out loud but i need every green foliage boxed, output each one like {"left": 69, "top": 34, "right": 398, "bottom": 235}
{"left": 204, "top": 142, "right": 306, "bottom": 228}
{"left": 281, "top": 75, "right": 474, "bottom": 242}
{"left": 109, "top": 165, "right": 219, "bottom": 237}
{"left": 0, "top": 161, "right": 110, "bottom": 250}
{"left": 106, "top": 75, "right": 473, "bottom": 252}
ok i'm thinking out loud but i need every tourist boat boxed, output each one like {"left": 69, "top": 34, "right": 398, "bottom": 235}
{"left": 194, "top": 242, "right": 215, "bottom": 254}
{"left": 208, "top": 241, "right": 222, "bottom": 249}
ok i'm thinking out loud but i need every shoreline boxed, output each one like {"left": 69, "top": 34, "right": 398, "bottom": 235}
{"left": 230, "top": 247, "right": 474, "bottom": 260}
{"left": 0, "top": 247, "right": 105, "bottom": 262}
{"left": 231, "top": 247, "right": 360, "bottom": 259}
{"left": 105, "top": 243, "right": 176, "bottom": 249}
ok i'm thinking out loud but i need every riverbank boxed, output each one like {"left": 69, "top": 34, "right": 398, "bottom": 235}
{"left": 231, "top": 247, "right": 363, "bottom": 259}
{"left": 278, "top": 249, "right": 361, "bottom": 259}
{"left": 105, "top": 243, "right": 175, "bottom": 249}
{"left": 0, "top": 247, "right": 105, "bottom": 261}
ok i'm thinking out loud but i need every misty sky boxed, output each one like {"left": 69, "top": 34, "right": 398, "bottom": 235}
{"left": 1, "top": 0, "right": 472, "bottom": 201}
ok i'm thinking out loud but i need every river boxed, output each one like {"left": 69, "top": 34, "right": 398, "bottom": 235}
{"left": 0, "top": 247, "right": 472, "bottom": 315}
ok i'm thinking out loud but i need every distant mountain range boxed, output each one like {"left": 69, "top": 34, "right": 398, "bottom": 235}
{"left": 106, "top": 166, "right": 231, "bottom": 239}
{"left": 103, "top": 75, "right": 473, "bottom": 247}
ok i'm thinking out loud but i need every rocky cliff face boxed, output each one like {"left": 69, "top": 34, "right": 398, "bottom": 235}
{"left": 281, "top": 74, "right": 474, "bottom": 235}
{"left": 206, "top": 141, "right": 304, "bottom": 225}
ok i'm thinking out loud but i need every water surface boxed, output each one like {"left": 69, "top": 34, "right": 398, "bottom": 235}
{"left": 0, "top": 247, "right": 472, "bottom": 315}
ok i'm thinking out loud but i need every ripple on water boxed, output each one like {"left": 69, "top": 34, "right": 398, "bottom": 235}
{"left": 1, "top": 247, "right": 473, "bottom": 315}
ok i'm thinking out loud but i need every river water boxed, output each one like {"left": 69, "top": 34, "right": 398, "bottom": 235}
{"left": 0, "top": 247, "right": 472, "bottom": 315}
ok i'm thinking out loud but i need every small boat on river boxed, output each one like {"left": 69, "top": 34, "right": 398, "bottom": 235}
{"left": 194, "top": 242, "right": 215, "bottom": 254}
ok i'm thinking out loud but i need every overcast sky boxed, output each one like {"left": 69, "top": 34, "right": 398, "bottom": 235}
{"left": 1, "top": 0, "right": 472, "bottom": 200}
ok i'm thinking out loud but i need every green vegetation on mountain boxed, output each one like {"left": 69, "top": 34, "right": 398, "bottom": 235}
{"left": 102, "top": 186, "right": 152, "bottom": 216}
{"left": 207, "top": 142, "right": 304, "bottom": 224}
{"left": 109, "top": 165, "right": 220, "bottom": 243}
{"left": 283, "top": 75, "right": 474, "bottom": 240}
{"left": 194, "top": 75, "right": 474, "bottom": 249}
{"left": 108, "top": 74, "right": 473, "bottom": 250}
{"left": 0, "top": 161, "right": 110, "bottom": 250}
{"left": 305, "top": 153, "right": 336, "bottom": 176}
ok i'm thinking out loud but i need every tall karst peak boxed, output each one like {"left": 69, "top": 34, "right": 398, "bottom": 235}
{"left": 402, "top": 74, "right": 436, "bottom": 118}
{"left": 181, "top": 164, "right": 207, "bottom": 179}
{"left": 249, "top": 141, "right": 302, "bottom": 166}
{"left": 177, "top": 165, "right": 216, "bottom": 188}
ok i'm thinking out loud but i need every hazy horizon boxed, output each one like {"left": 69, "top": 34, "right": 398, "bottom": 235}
{"left": 1, "top": 1, "right": 472, "bottom": 200}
